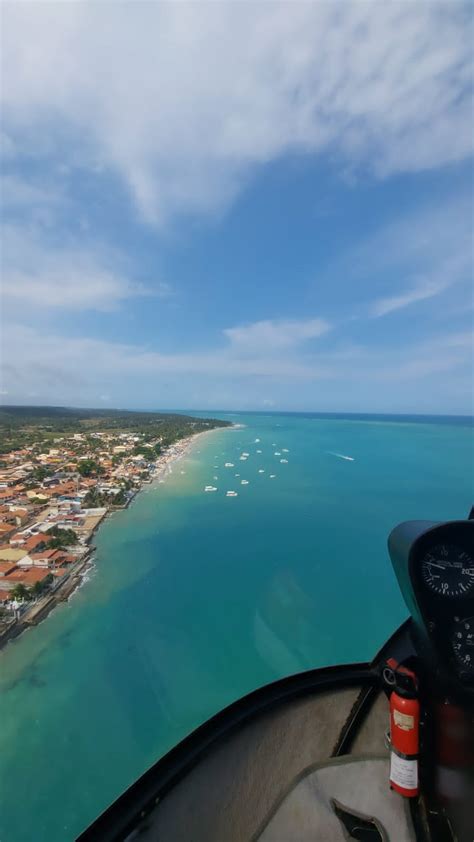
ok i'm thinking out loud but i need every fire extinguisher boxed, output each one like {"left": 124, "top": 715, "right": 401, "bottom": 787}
{"left": 385, "top": 659, "right": 420, "bottom": 797}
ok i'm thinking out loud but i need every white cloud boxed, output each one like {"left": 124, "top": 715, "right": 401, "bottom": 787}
{"left": 3, "top": 267, "right": 145, "bottom": 311}
{"left": 370, "top": 253, "right": 472, "bottom": 317}
{"left": 317, "top": 194, "right": 473, "bottom": 318}
{"left": 224, "top": 318, "right": 331, "bottom": 351}
{"left": 0, "top": 322, "right": 330, "bottom": 386}
{"left": 1, "top": 2, "right": 472, "bottom": 225}
{"left": 1, "top": 321, "right": 471, "bottom": 411}
{"left": 1, "top": 223, "right": 168, "bottom": 311}
{"left": 371, "top": 281, "right": 446, "bottom": 317}
{"left": 372, "top": 331, "right": 474, "bottom": 380}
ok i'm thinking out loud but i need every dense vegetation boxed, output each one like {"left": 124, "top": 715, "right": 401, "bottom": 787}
{"left": 0, "top": 406, "right": 230, "bottom": 453}
{"left": 46, "top": 526, "right": 78, "bottom": 548}
{"left": 10, "top": 574, "right": 54, "bottom": 602}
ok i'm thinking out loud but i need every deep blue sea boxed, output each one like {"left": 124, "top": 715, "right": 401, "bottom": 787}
{"left": 0, "top": 412, "right": 472, "bottom": 841}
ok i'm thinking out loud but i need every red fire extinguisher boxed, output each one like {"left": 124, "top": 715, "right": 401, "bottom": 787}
{"left": 386, "top": 659, "right": 420, "bottom": 797}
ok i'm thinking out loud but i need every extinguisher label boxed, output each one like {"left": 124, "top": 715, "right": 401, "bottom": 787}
{"left": 390, "top": 752, "right": 418, "bottom": 791}
{"left": 393, "top": 710, "right": 415, "bottom": 731}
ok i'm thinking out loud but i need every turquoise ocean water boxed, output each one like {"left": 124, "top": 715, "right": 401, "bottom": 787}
{"left": 0, "top": 412, "right": 472, "bottom": 841}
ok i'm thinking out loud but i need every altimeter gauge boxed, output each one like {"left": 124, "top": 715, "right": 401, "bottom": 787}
{"left": 421, "top": 544, "right": 474, "bottom": 598}
{"left": 452, "top": 615, "right": 474, "bottom": 671}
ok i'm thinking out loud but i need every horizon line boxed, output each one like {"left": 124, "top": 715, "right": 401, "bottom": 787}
{"left": 1, "top": 402, "right": 473, "bottom": 421}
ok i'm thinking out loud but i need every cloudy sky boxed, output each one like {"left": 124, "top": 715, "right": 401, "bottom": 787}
{"left": 1, "top": 1, "right": 473, "bottom": 414}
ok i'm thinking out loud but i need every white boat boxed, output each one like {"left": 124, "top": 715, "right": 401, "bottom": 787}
{"left": 254, "top": 438, "right": 260, "bottom": 443}
{"left": 258, "top": 469, "right": 265, "bottom": 474}
{"left": 239, "top": 456, "right": 248, "bottom": 461}
{"left": 274, "top": 451, "right": 281, "bottom": 456}
{"left": 204, "top": 486, "right": 218, "bottom": 492}
{"left": 226, "top": 490, "right": 238, "bottom": 497}
{"left": 242, "top": 452, "right": 250, "bottom": 457}
{"left": 282, "top": 449, "right": 289, "bottom": 453}
{"left": 235, "top": 473, "right": 240, "bottom": 477}
{"left": 213, "top": 476, "right": 218, "bottom": 480}
{"left": 241, "top": 480, "right": 249, "bottom": 485}
{"left": 224, "top": 462, "right": 235, "bottom": 468}
{"left": 270, "top": 474, "right": 276, "bottom": 478}
{"left": 280, "top": 459, "right": 288, "bottom": 464}
{"left": 256, "top": 449, "right": 262, "bottom": 454}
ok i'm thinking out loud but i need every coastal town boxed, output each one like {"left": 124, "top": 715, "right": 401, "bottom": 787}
{"left": 0, "top": 406, "right": 229, "bottom": 649}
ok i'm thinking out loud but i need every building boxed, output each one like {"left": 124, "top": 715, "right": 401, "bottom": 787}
{"left": 0, "top": 523, "right": 16, "bottom": 542}
{"left": 2, "top": 568, "right": 53, "bottom": 589}
{"left": 0, "top": 548, "right": 32, "bottom": 565}
{"left": 0, "top": 561, "right": 19, "bottom": 578}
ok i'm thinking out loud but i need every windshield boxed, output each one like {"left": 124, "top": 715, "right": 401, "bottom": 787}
{"left": 1, "top": 4, "right": 473, "bottom": 842}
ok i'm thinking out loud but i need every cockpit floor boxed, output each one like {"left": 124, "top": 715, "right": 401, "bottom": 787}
{"left": 257, "top": 755, "right": 415, "bottom": 842}
{"left": 128, "top": 687, "right": 406, "bottom": 842}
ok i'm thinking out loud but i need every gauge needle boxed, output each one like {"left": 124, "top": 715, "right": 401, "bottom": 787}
{"left": 427, "top": 562, "right": 446, "bottom": 569}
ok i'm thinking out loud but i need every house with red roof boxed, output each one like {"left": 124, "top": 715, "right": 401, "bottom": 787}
{"left": 3, "top": 568, "right": 52, "bottom": 589}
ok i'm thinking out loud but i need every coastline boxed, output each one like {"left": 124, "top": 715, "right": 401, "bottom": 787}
{"left": 0, "top": 426, "right": 224, "bottom": 654}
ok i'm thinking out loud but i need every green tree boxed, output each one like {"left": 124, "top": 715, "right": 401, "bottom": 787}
{"left": 133, "top": 444, "right": 155, "bottom": 458}
{"left": 46, "top": 526, "right": 78, "bottom": 548}
{"left": 30, "top": 574, "right": 54, "bottom": 597}
{"left": 77, "top": 459, "right": 104, "bottom": 477}
{"left": 10, "top": 584, "right": 32, "bottom": 601}
{"left": 83, "top": 488, "right": 107, "bottom": 508}
{"left": 113, "top": 489, "right": 127, "bottom": 506}
{"left": 32, "top": 466, "right": 51, "bottom": 481}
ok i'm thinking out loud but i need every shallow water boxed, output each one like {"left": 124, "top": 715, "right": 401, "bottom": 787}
{"left": 0, "top": 412, "right": 472, "bottom": 841}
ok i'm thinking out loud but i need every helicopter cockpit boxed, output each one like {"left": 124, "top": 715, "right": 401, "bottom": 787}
{"left": 79, "top": 513, "right": 473, "bottom": 842}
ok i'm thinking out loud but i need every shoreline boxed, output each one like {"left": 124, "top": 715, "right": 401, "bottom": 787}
{"left": 0, "top": 426, "right": 225, "bottom": 654}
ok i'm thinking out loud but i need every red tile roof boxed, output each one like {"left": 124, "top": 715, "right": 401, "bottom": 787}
{"left": 0, "top": 561, "right": 18, "bottom": 576}
{"left": 5, "top": 568, "right": 51, "bottom": 585}
{"left": 29, "top": 549, "right": 57, "bottom": 560}
{"left": 23, "top": 533, "right": 49, "bottom": 552}
{"left": 0, "top": 523, "right": 15, "bottom": 534}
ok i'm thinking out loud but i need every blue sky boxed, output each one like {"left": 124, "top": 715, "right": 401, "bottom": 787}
{"left": 1, "top": 2, "right": 473, "bottom": 414}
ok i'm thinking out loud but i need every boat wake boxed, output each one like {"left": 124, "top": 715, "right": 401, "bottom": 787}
{"left": 328, "top": 451, "right": 355, "bottom": 462}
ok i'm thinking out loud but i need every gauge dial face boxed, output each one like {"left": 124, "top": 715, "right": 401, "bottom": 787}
{"left": 421, "top": 544, "right": 474, "bottom": 597}
{"left": 452, "top": 616, "right": 474, "bottom": 671}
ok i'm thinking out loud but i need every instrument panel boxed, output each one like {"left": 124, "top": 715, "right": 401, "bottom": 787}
{"left": 451, "top": 614, "right": 474, "bottom": 671}
{"left": 420, "top": 543, "right": 474, "bottom": 598}
{"left": 388, "top": 518, "right": 474, "bottom": 690}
